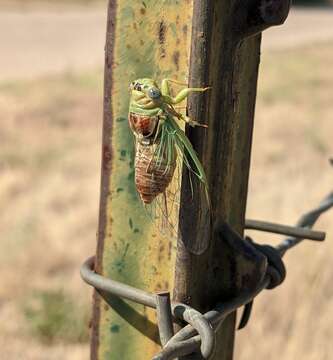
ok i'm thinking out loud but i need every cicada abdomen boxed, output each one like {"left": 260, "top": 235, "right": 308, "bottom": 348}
{"left": 128, "top": 112, "right": 158, "bottom": 139}
{"left": 134, "top": 142, "right": 177, "bottom": 204}
{"left": 129, "top": 109, "right": 178, "bottom": 204}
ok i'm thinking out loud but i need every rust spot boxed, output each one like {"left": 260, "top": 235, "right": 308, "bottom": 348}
{"left": 158, "top": 20, "right": 166, "bottom": 58}
{"left": 158, "top": 21, "right": 166, "bottom": 44}
{"left": 156, "top": 282, "right": 162, "bottom": 290}
{"left": 168, "top": 241, "right": 172, "bottom": 260}
{"left": 140, "top": 8, "right": 146, "bottom": 15}
{"left": 172, "top": 51, "right": 180, "bottom": 71}
{"left": 140, "top": 39, "right": 145, "bottom": 46}
{"left": 182, "top": 24, "right": 188, "bottom": 36}
{"left": 106, "top": 54, "right": 112, "bottom": 69}
{"left": 126, "top": 44, "right": 131, "bottom": 49}
{"left": 159, "top": 244, "right": 165, "bottom": 252}
{"left": 176, "top": 38, "right": 180, "bottom": 45}
{"left": 102, "top": 145, "right": 112, "bottom": 170}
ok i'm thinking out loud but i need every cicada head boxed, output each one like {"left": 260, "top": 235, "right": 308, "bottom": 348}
{"left": 128, "top": 79, "right": 163, "bottom": 141}
{"left": 129, "top": 78, "right": 162, "bottom": 108}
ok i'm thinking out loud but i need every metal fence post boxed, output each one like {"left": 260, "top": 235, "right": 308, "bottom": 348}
{"left": 175, "top": 1, "right": 290, "bottom": 358}
{"left": 90, "top": 1, "right": 290, "bottom": 359}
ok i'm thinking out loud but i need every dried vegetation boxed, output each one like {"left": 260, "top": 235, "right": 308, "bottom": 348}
{"left": 0, "top": 35, "right": 332, "bottom": 360}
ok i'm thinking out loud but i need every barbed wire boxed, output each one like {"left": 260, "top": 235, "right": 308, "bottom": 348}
{"left": 81, "top": 187, "right": 333, "bottom": 359}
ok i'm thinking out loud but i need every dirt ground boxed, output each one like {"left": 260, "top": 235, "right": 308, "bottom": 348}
{"left": 0, "top": 3, "right": 332, "bottom": 360}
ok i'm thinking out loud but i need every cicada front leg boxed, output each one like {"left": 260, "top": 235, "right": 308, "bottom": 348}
{"left": 161, "top": 78, "right": 210, "bottom": 105}
{"left": 160, "top": 78, "right": 210, "bottom": 127}
{"left": 163, "top": 102, "right": 208, "bottom": 128}
{"left": 160, "top": 78, "right": 188, "bottom": 96}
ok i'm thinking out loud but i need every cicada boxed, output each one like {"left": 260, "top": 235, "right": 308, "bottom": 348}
{"left": 128, "top": 78, "right": 210, "bottom": 234}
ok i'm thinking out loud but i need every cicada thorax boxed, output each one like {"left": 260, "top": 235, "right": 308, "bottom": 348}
{"left": 135, "top": 141, "right": 177, "bottom": 204}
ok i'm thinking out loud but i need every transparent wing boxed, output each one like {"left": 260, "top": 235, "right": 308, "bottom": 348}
{"left": 137, "top": 116, "right": 210, "bottom": 241}
{"left": 144, "top": 156, "right": 182, "bottom": 239}
{"left": 141, "top": 120, "right": 182, "bottom": 238}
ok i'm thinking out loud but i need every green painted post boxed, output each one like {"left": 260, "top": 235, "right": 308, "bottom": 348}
{"left": 90, "top": 1, "right": 290, "bottom": 359}
{"left": 91, "top": 1, "right": 195, "bottom": 359}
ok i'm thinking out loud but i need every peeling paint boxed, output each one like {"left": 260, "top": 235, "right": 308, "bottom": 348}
{"left": 96, "top": 0, "right": 193, "bottom": 359}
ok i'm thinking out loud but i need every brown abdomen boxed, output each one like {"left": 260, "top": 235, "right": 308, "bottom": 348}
{"left": 129, "top": 112, "right": 158, "bottom": 138}
{"left": 135, "top": 143, "right": 176, "bottom": 204}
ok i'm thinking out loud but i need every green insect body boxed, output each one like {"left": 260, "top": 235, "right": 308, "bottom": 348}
{"left": 128, "top": 78, "right": 210, "bottom": 232}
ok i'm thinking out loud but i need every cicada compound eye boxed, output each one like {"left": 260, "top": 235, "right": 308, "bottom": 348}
{"left": 148, "top": 87, "right": 161, "bottom": 100}
{"left": 133, "top": 82, "right": 142, "bottom": 92}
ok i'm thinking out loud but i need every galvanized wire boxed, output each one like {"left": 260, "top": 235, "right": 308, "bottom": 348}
{"left": 81, "top": 257, "right": 215, "bottom": 358}
{"left": 156, "top": 292, "right": 174, "bottom": 346}
{"left": 244, "top": 219, "right": 325, "bottom": 241}
{"left": 277, "top": 191, "right": 333, "bottom": 256}
{"left": 81, "top": 189, "right": 333, "bottom": 360}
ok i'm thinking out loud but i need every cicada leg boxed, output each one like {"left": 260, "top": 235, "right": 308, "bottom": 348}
{"left": 161, "top": 78, "right": 188, "bottom": 96}
{"left": 161, "top": 82, "right": 211, "bottom": 105}
{"left": 163, "top": 104, "right": 208, "bottom": 128}
{"left": 177, "top": 114, "right": 208, "bottom": 128}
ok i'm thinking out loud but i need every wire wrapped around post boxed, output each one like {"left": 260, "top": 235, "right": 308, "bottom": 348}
{"left": 81, "top": 189, "right": 333, "bottom": 360}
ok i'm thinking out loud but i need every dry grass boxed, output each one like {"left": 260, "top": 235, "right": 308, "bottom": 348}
{"left": 237, "top": 43, "right": 333, "bottom": 360}
{"left": 0, "top": 70, "right": 103, "bottom": 359}
{"left": 0, "top": 43, "right": 332, "bottom": 359}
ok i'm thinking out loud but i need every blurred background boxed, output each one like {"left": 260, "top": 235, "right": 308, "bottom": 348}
{"left": 0, "top": 1, "right": 332, "bottom": 359}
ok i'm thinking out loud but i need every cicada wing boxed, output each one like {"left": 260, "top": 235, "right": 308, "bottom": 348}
{"left": 143, "top": 151, "right": 182, "bottom": 239}
{"left": 146, "top": 128, "right": 182, "bottom": 238}
{"left": 133, "top": 121, "right": 182, "bottom": 238}
{"left": 164, "top": 116, "right": 210, "bottom": 202}
{"left": 134, "top": 116, "right": 211, "bottom": 250}
{"left": 166, "top": 117, "right": 212, "bottom": 255}
{"left": 178, "top": 168, "right": 211, "bottom": 255}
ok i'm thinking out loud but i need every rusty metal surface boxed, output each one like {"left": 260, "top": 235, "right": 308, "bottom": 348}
{"left": 92, "top": 0, "right": 194, "bottom": 358}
